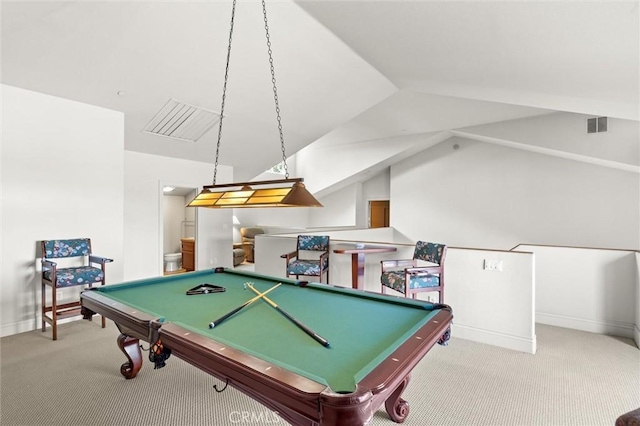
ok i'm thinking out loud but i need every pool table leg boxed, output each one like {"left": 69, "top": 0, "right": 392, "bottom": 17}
{"left": 117, "top": 334, "right": 143, "bottom": 379}
{"left": 385, "top": 374, "right": 410, "bottom": 423}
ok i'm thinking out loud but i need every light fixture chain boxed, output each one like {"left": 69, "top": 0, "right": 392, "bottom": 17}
{"left": 261, "top": 0, "right": 289, "bottom": 179}
{"left": 213, "top": 0, "right": 238, "bottom": 185}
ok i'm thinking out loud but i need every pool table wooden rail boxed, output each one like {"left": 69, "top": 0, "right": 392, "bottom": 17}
{"left": 159, "top": 322, "right": 332, "bottom": 426}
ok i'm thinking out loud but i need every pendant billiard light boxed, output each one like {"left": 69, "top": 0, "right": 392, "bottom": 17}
{"left": 189, "top": 178, "right": 322, "bottom": 208}
{"left": 187, "top": 0, "right": 322, "bottom": 209}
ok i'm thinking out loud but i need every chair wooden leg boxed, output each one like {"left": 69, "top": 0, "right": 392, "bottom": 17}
{"left": 51, "top": 287, "right": 57, "bottom": 341}
{"left": 98, "top": 282, "right": 107, "bottom": 328}
{"left": 41, "top": 283, "right": 46, "bottom": 332}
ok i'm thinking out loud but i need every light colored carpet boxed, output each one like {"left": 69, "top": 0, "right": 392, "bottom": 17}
{"left": 1, "top": 320, "right": 638, "bottom": 426}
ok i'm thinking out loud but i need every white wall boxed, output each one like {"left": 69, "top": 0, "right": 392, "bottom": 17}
{"left": 519, "top": 244, "right": 638, "bottom": 338}
{"left": 1, "top": 85, "right": 125, "bottom": 336}
{"left": 123, "top": 151, "right": 233, "bottom": 280}
{"left": 308, "top": 184, "right": 359, "bottom": 228}
{"left": 362, "top": 168, "right": 390, "bottom": 227}
{"left": 391, "top": 136, "right": 639, "bottom": 250}
{"left": 445, "top": 248, "right": 536, "bottom": 353}
{"left": 296, "top": 131, "right": 444, "bottom": 195}
{"left": 362, "top": 167, "right": 391, "bottom": 200}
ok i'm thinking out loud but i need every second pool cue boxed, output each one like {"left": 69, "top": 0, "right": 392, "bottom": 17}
{"left": 246, "top": 283, "right": 330, "bottom": 348}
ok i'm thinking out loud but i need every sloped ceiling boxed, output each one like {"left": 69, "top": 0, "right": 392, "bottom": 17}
{"left": 299, "top": 1, "right": 639, "bottom": 119}
{"left": 2, "top": 1, "right": 638, "bottom": 181}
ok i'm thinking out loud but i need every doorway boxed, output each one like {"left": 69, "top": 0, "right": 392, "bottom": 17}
{"left": 369, "top": 200, "right": 389, "bottom": 228}
{"left": 162, "top": 186, "right": 197, "bottom": 275}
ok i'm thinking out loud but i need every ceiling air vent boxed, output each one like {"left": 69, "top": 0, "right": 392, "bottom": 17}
{"left": 143, "top": 98, "right": 220, "bottom": 142}
{"left": 587, "top": 116, "right": 608, "bottom": 134}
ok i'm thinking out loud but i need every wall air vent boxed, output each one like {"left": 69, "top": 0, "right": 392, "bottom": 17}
{"left": 587, "top": 116, "right": 608, "bottom": 134}
{"left": 143, "top": 98, "right": 220, "bottom": 142}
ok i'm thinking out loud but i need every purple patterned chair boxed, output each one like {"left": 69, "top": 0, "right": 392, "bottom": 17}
{"left": 41, "top": 238, "right": 113, "bottom": 340}
{"left": 281, "top": 235, "right": 330, "bottom": 283}
{"left": 381, "top": 241, "right": 447, "bottom": 302}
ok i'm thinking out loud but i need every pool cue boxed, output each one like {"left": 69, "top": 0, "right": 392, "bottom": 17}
{"left": 209, "top": 283, "right": 281, "bottom": 329}
{"left": 246, "top": 283, "right": 330, "bottom": 348}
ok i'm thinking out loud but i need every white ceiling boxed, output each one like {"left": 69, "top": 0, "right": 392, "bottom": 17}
{"left": 2, "top": 1, "right": 638, "bottom": 181}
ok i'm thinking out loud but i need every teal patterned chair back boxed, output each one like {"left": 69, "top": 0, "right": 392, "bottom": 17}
{"left": 413, "top": 241, "right": 445, "bottom": 265}
{"left": 43, "top": 238, "right": 91, "bottom": 259}
{"left": 298, "top": 235, "right": 329, "bottom": 251}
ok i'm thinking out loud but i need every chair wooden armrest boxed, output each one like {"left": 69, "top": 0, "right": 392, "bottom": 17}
{"left": 280, "top": 251, "right": 298, "bottom": 260}
{"left": 381, "top": 259, "right": 415, "bottom": 270}
{"left": 41, "top": 259, "right": 57, "bottom": 283}
{"left": 89, "top": 255, "right": 113, "bottom": 265}
{"left": 406, "top": 265, "right": 442, "bottom": 276}
{"left": 41, "top": 259, "right": 57, "bottom": 269}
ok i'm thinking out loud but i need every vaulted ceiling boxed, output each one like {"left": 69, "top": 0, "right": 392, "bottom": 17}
{"left": 2, "top": 1, "right": 638, "bottom": 181}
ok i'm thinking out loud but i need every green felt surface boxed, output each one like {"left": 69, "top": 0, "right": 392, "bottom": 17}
{"left": 96, "top": 269, "right": 440, "bottom": 393}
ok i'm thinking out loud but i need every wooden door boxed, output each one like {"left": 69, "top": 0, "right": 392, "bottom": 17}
{"left": 369, "top": 200, "right": 390, "bottom": 228}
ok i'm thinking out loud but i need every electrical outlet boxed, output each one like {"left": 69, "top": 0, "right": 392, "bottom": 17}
{"left": 483, "top": 259, "right": 503, "bottom": 271}
{"left": 56, "top": 290, "right": 63, "bottom": 300}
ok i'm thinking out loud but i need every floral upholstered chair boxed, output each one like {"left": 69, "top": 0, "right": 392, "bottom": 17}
{"left": 41, "top": 238, "right": 113, "bottom": 340}
{"left": 281, "top": 235, "right": 330, "bottom": 283}
{"left": 380, "top": 241, "right": 446, "bottom": 302}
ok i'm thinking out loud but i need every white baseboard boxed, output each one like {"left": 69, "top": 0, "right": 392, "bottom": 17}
{"left": 1, "top": 316, "right": 81, "bottom": 338}
{"left": 451, "top": 323, "right": 536, "bottom": 354}
{"left": 1, "top": 318, "right": 38, "bottom": 338}
{"left": 536, "top": 312, "right": 635, "bottom": 339}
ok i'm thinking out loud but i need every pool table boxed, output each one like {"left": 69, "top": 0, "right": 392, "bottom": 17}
{"left": 80, "top": 268, "right": 452, "bottom": 426}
